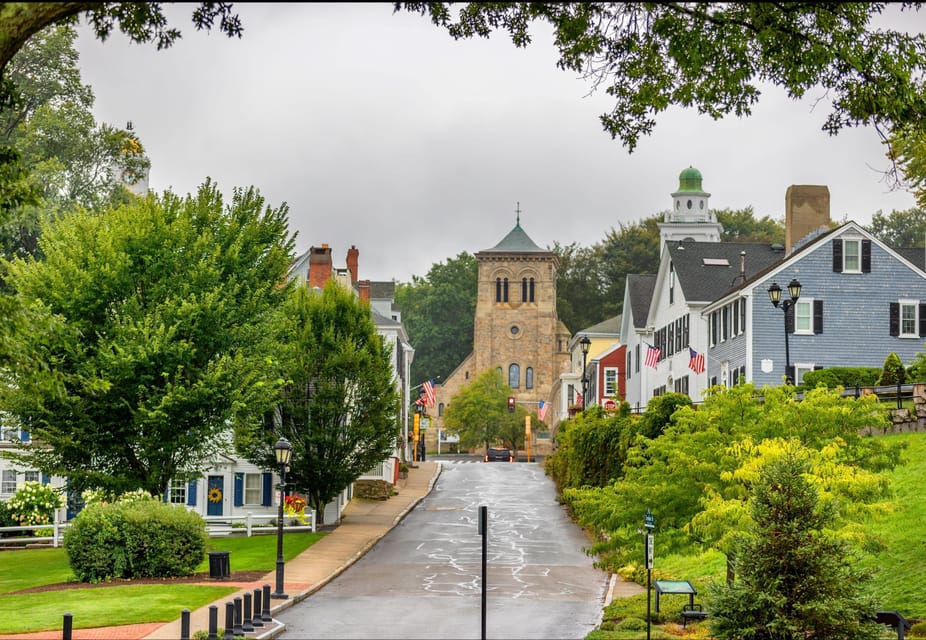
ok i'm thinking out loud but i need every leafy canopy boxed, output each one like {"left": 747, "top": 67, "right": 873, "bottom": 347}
{"left": 0, "top": 179, "right": 295, "bottom": 496}
{"left": 398, "top": 3, "right": 926, "bottom": 152}
{"left": 442, "top": 368, "right": 524, "bottom": 451}
{"left": 235, "top": 280, "right": 400, "bottom": 517}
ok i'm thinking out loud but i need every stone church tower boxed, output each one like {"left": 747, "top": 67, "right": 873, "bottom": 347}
{"left": 427, "top": 217, "right": 572, "bottom": 452}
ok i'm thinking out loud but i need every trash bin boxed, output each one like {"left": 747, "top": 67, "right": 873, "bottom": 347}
{"left": 208, "top": 551, "right": 230, "bottom": 579}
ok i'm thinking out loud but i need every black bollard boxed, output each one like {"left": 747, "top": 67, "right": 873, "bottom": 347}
{"left": 262, "top": 583, "right": 273, "bottom": 622}
{"left": 180, "top": 609, "right": 190, "bottom": 640}
{"left": 252, "top": 589, "right": 264, "bottom": 628}
{"left": 62, "top": 613, "right": 73, "bottom": 640}
{"left": 243, "top": 592, "right": 254, "bottom": 633}
{"left": 233, "top": 597, "right": 244, "bottom": 636}
{"left": 223, "top": 602, "right": 235, "bottom": 640}
{"left": 207, "top": 605, "right": 219, "bottom": 640}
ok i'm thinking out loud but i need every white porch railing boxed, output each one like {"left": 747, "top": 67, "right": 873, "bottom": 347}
{"left": 203, "top": 510, "right": 316, "bottom": 536}
{"left": 0, "top": 510, "right": 69, "bottom": 547}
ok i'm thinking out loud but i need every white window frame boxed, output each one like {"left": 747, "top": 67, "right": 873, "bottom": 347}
{"left": 23, "top": 471, "right": 40, "bottom": 484}
{"left": 0, "top": 425, "right": 16, "bottom": 441}
{"left": 900, "top": 300, "right": 919, "bottom": 338}
{"left": 169, "top": 478, "right": 186, "bottom": 505}
{"left": 794, "top": 299, "right": 814, "bottom": 335}
{"left": 604, "top": 367, "right": 618, "bottom": 396}
{"left": 794, "top": 363, "right": 815, "bottom": 385}
{"left": 842, "top": 237, "right": 862, "bottom": 273}
{"left": 1, "top": 470, "right": 16, "bottom": 494}
{"left": 244, "top": 473, "right": 263, "bottom": 505}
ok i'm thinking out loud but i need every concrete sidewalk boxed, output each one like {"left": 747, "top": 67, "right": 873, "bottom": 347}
{"left": 0, "top": 462, "right": 440, "bottom": 640}
{"left": 146, "top": 461, "right": 441, "bottom": 640}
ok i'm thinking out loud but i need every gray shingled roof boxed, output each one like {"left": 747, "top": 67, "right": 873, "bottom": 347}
{"left": 580, "top": 314, "right": 622, "bottom": 336}
{"left": 481, "top": 224, "right": 546, "bottom": 253}
{"left": 666, "top": 241, "right": 785, "bottom": 303}
{"left": 627, "top": 274, "right": 656, "bottom": 329}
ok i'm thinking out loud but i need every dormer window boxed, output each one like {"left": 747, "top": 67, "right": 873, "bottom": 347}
{"left": 833, "top": 238, "right": 871, "bottom": 273}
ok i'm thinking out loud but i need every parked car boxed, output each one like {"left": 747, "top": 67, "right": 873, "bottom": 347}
{"left": 484, "top": 447, "right": 513, "bottom": 462}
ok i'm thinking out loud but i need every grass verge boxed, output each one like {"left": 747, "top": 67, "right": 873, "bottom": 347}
{"left": 0, "top": 531, "right": 324, "bottom": 633}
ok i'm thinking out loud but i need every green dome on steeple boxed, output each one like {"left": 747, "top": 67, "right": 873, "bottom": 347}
{"left": 677, "top": 166, "right": 703, "bottom": 192}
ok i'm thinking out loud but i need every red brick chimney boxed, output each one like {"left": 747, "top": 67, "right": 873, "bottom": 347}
{"left": 346, "top": 245, "right": 359, "bottom": 284}
{"left": 308, "top": 244, "right": 332, "bottom": 289}
{"left": 358, "top": 279, "right": 371, "bottom": 304}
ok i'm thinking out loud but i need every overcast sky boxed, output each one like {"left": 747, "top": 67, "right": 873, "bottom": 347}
{"left": 74, "top": 3, "right": 922, "bottom": 283}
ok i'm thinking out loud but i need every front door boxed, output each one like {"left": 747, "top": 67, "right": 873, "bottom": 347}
{"left": 207, "top": 475, "right": 224, "bottom": 516}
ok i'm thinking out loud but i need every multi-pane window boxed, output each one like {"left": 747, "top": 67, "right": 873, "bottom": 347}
{"left": 1, "top": 470, "right": 16, "bottom": 494}
{"left": 843, "top": 239, "right": 861, "bottom": 273}
{"left": 901, "top": 301, "right": 918, "bottom": 337}
{"left": 604, "top": 368, "right": 618, "bottom": 396}
{"left": 169, "top": 478, "right": 186, "bottom": 504}
{"left": 244, "top": 473, "right": 262, "bottom": 505}
{"left": 23, "top": 471, "right": 39, "bottom": 484}
{"left": 795, "top": 299, "right": 813, "bottom": 334}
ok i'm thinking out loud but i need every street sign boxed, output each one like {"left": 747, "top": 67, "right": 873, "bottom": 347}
{"left": 644, "top": 509, "right": 655, "bottom": 529}
{"left": 604, "top": 399, "right": 617, "bottom": 410}
{"left": 420, "top": 417, "right": 430, "bottom": 430}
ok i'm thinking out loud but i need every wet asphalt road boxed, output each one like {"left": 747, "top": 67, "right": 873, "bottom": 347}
{"left": 278, "top": 457, "right": 609, "bottom": 639}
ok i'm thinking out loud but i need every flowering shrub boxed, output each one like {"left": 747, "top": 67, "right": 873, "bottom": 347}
{"left": 7, "top": 481, "right": 62, "bottom": 527}
{"left": 284, "top": 494, "right": 310, "bottom": 524}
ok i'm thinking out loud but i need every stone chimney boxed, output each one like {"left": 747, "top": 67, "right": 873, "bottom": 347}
{"left": 308, "top": 244, "right": 332, "bottom": 289}
{"left": 346, "top": 245, "right": 359, "bottom": 284}
{"left": 785, "top": 185, "right": 830, "bottom": 253}
{"left": 358, "top": 279, "right": 371, "bottom": 304}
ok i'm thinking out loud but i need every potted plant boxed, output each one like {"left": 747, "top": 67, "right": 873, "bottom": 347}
{"left": 398, "top": 462, "right": 409, "bottom": 479}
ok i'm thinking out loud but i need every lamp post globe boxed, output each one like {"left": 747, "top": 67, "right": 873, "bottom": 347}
{"left": 271, "top": 437, "right": 293, "bottom": 599}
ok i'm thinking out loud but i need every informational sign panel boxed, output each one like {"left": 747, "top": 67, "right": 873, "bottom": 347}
{"left": 420, "top": 417, "right": 430, "bottom": 431}
{"left": 646, "top": 534, "right": 654, "bottom": 569}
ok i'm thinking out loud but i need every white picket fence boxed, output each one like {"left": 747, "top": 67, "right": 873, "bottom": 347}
{"left": 0, "top": 510, "right": 316, "bottom": 547}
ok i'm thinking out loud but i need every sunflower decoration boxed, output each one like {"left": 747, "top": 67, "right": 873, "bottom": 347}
{"left": 208, "top": 487, "right": 223, "bottom": 503}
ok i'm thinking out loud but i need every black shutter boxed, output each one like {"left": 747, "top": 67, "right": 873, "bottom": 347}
{"left": 262, "top": 472, "right": 272, "bottom": 506}
{"left": 920, "top": 304, "right": 926, "bottom": 337}
{"left": 813, "top": 300, "right": 823, "bottom": 334}
{"left": 890, "top": 303, "right": 900, "bottom": 337}
{"left": 862, "top": 239, "right": 871, "bottom": 273}
{"left": 832, "top": 239, "right": 843, "bottom": 272}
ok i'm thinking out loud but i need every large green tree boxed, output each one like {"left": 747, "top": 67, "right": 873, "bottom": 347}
{"left": 708, "top": 452, "right": 883, "bottom": 640}
{"left": 0, "top": 180, "right": 294, "bottom": 496}
{"left": 868, "top": 207, "right": 926, "bottom": 248}
{"left": 400, "top": 3, "right": 926, "bottom": 152}
{"left": 235, "top": 280, "right": 400, "bottom": 517}
{"left": 553, "top": 241, "right": 608, "bottom": 334}
{"left": 395, "top": 252, "right": 477, "bottom": 385}
{"left": 0, "top": 25, "right": 147, "bottom": 262}
{"left": 442, "top": 368, "right": 523, "bottom": 452}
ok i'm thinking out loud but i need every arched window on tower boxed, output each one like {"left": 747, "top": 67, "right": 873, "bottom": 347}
{"left": 496, "top": 278, "right": 502, "bottom": 303}
{"left": 525, "top": 367, "right": 534, "bottom": 389}
{"left": 509, "top": 363, "right": 520, "bottom": 388}
{"left": 438, "top": 403, "right": 444, "bottom": 417}
{"left": 529, "top": 277, "right": 535, "bottom": 302}
{"left": 503, "top": 278, "right": 509, "bottom": 303}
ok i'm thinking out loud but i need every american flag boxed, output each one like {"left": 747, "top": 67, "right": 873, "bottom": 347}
{"left": 575, "top": 390, "right": 583, "bottom": 405}
{"left": 689, "top": 347, "right": 705, "bottom": 374}
{"left": 537, "top": 400, "right": 549, "bottom": 421}
{"left": 422, "top": 379, "right": 437, "bottom": 407}
{"left": 645, "top": 344, "right": 661, "bottom": 368}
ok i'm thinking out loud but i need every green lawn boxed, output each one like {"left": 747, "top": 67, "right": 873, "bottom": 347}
{"left": 0, "top": 531, "right": 325, "bottom": 633}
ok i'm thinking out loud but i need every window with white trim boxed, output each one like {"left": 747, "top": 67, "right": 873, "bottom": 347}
{"left": 169, "top": 478, "right": 186, "bottom": 504}
{"left": 794, "top": 299, "right": 813, "bottom": 334}
{"left": 900, "top": 301, "right": 918, "bottom": 337}
{"left": 794, "top": 363, "right": 815, "bottom": 386}
{"left": 23, "top": 471, "right": 39, "bottom": 484}
{"left": 843, "top": 238, "right": 861, "bottom": 273}
{"left": 604, "top": 368, "right": 618, "bottom": 396}
{"left": 1, "top": 470, "right": 15, "bottom": 494}
{"left": 244, "top": 473, "right": 263, "bottom": 505}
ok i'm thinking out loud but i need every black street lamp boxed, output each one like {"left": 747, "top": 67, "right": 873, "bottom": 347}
{"left": 580, "top": 336, "right": 591, "bottom": 409}
{"left": 271, "top": 437, "right": 293, "bottom": 600}
{"left": 767, "top": 278, "right": 802, "bottom": 385}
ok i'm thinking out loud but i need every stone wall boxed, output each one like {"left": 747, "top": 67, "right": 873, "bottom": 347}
{"left": 352, "top": 479, "right": 392, "bottom": 500}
